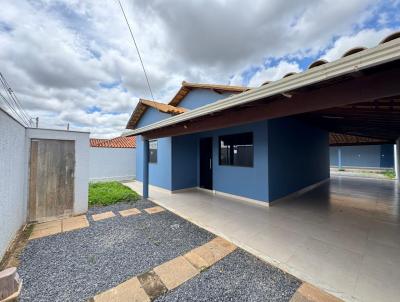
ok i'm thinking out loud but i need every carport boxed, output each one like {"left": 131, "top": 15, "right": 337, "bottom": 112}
{"left": 129, "top": 33, "right": 400, "bottom": 195}
{"left": 127, "top": 175, "right": 400, "bottom": 302}
{"left": 127, "top": 33, "right": 400, "bottom": 302}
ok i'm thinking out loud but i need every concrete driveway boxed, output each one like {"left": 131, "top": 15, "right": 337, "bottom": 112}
{"left": 126, "top": 176, "right": 400, "bottom": 302}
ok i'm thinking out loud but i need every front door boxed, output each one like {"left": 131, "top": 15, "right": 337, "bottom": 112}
{"left": 199, "top": 137, "right": 213, "bottom": 190}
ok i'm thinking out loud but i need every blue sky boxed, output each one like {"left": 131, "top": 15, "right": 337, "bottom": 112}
{"left": 0, "top": 0, "right": 399, "bottom": 137}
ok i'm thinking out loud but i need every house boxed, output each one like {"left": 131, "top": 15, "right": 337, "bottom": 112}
{"left": 125, "top": 32, "right": 400, "bottom": 204}
{"left": 126, "top": 82, "right": 329, "bottom": 204}
{"left": 89, "top": 136, "right": 136, "bottom": 182}
{"left": 329, "top": 133, "right": 395, "bottom": 170}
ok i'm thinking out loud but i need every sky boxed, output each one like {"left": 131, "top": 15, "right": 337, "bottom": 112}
{"left": 0, "top": 0, "right": 399, "bottom": 138}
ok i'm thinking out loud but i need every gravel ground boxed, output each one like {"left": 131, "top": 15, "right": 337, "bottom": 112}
{"left": 156, "top": 249, "right": 301, "bottom": 302}
{"left": 18, "top": 199, "right": 214, "bottom": 302}
{"left": 18, "top": 199, "right": 301, "bottom": 302}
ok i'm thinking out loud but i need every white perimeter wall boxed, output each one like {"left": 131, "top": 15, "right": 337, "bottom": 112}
{"left": 89, "top": 147, "right": 136, "bottom": 182}
{"left": 0, "top": 107, "right": 90, "bottom": 259}
{"left": 0, "top": 110, "right": 27, "bottom": 260}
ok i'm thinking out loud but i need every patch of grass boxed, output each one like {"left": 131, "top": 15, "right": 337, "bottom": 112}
{"left": 383, "top": 169, "right": 396, "bottom": 179}
{"left": 89, "top": 181, "right": 140, "bottom": 206}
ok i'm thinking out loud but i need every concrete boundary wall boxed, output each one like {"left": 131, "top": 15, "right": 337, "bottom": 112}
{"left": 89, "top": 147, "right": 136, "bottom": 182}
{"left": 0, "top": 109, "right": 27, "bottom": 260}
{"left": 0, "top": 108, "right": 90, "bottom": 260}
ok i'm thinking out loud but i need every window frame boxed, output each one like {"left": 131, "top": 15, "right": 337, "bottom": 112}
{"left": 149, "top": 139, "right": 158, "bottom": 164}
{"left": 218, "top": 132, "right": 254, "bottom": 168}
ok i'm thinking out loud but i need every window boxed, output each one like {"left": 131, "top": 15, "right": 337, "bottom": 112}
{"left": 149, "top": 140, "right": 158, "bottom": 163}
{"left": 219, "top": 132, "right": 253, "bottom": 167}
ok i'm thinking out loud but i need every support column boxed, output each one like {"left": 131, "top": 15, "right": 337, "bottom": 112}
{"left": 338, "top": 147, "right": 342, "bottom": 170}
{"left": 395, "top": 138, "right": 400, "bottom": 181}
{"left": 143, "top": 138, "right": 149, "bottom": 199}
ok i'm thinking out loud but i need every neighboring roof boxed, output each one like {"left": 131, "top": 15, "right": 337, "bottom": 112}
{"left": 126, "top": 98, "right": 188, "bottom": 130}
{"left": 168, "top": 81, "right": 248, "bottom": 107}
{"left": 329, "top": 133, "right": 390, "bottom": 146}
{"left": 90, "top": 138, "right": 107, "bottom": 146}
{"left": 90, "top": 136, "right": 136, "bottom": 148}
{"left": 125, "top": 31, "right": 400, "bottom": 138}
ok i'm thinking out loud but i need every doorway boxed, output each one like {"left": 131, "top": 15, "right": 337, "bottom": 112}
{"left": 199, "top": 137, "right": 213, "bottom": 190}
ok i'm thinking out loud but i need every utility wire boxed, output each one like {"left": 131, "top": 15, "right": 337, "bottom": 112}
{"left": 0, "top": 73, "right": 32, "bottom": 126}
{"left": 0, "top": 89, "right": 29, "bottom": 126}
{"left": 0, "top": 77, "right": 31, "bottom": 126}
{"left": 0, "top": 74, "right": 32, "bottom": 125}
{"left": 0, "top": 86, "right": 28, "bottom": 125}
{"left": 118, "top": 0, "right": 155, "bottom": 101}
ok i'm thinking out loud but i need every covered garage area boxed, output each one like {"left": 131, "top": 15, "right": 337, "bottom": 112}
{"left": 128, "top": 173, "right": 399, "bottom": 302}
{"left": 127, "top": 33, "right": 400, "bottom": 301}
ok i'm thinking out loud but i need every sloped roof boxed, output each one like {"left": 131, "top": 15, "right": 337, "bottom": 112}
{"left": 168, "top": 81, "right": 248, "bottom": 107}
{"left": 90, "top": 136, "right": 136, "bottom": 148}
{"left": 124, "top": 31, "right": 400, "bottom": 139}
{"left": 329, "top": 133, "right": 390, "bottom": 146}
{"left": 126, "top": 98, "right": 188, "bottom": 130}
{"left": 126, "top": 82, "right": 246, "bottom": 130}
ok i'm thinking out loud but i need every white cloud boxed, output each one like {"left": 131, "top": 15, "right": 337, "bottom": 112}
{"left": 0, "top": 0, "right": 397, "bottom": 137}
{"left": 322, "top": 28, "right": 394, "bottom": 62}
{"left": 248, "top": 61, "right": 302, "bottom": 87}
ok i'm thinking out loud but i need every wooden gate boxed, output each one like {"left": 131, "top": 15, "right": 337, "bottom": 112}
{"left": 28, "top": 139, "right": 75, "bottom": 222}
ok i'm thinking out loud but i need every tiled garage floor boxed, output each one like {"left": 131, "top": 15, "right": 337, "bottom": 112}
{"left": 126, "top": 176, "right": 400, "bottom": 302}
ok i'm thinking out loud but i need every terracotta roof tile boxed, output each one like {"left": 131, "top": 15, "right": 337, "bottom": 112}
{"left": 126, "top": 99, "right": 188, "bottom": 129}
{"left": 90, "top": 138, "right": 107, "bottom": 147}
{"left": 329, "top": 133, "right": 390, "bottom": 146}
{"left": 90, "top": 136, "right": 136, "bottom": 148}
{"left": 168, "top": 81, "right": 248, "bottom": 107}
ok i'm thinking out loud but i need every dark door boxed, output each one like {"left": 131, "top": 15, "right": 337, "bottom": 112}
{"left": 200, "top": 137, "right": 213, "bottom": 190}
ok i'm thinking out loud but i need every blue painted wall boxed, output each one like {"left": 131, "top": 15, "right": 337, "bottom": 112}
{"left": 136, "top": 107, "right": 173, "bottom": 190}
{"left": 197, "top": 121, "right": 269, "bottom": 202}
{"left": 330, "top": 148, "right": 339, "bottom": 166}
{"left": 137, "top": 107, "right": 171, "bottom": 128}
{"left": 171, "top": 134, "right": 198, "bottom": 190}
{"left": 267, "top": 118, "right": 330, "bottom": 201}
{"left": 380, "top": 144, "right": 395, "bottom": 168}
{"left": 330, "top": 144, "right": 394, "bottom": 168}
{"left": 136, "top": 137, "right": 172, "bottom": 190}
{"left": 178, "top": 89, "right": 233, "bottom": 109}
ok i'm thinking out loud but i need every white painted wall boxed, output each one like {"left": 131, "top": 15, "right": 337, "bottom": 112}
{"left": 0, "top": 109, "right": 27, "bottom": 260}
{"left": 25, "top": 128, "right": 90, "bottom": 215}
{"left": 89, "top": 147, "right": 136, "bottom": 182}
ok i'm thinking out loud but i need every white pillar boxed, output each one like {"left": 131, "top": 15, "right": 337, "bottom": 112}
{"left": 395, "top": 139, "right": 400, "bottom": 181}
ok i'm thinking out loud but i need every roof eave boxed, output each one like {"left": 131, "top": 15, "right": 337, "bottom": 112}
{"left": 123, "top": 38, "right": 400, "bottom": 137}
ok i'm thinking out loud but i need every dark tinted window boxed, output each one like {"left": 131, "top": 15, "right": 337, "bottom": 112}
{"left": 149, "top": 140, "right": 157, "bottom": 163}
{"left": 219, "top": 132, "right": 253, "bottom": 167}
